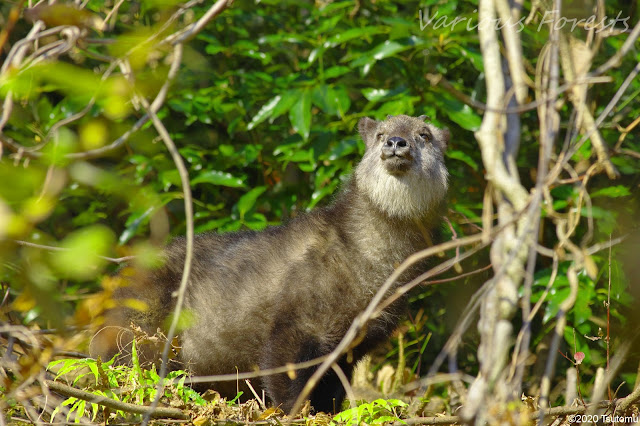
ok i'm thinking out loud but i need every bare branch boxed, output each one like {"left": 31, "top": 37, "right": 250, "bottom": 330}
{"left": 44, "top": 380, "right": 189, "bottom": 420}
{"left": 164, "top": 0, "right": 232, "bottom": 45}
{"left": 331, "top": 363, "right": 357, "bottom": 411}
{"left": 495, "top": 0, "right": 527, "bottom": 104}
{"left": 547, "top": 59, "right": 640, "bottom": 184}
{"left": 0, "top": 0, "right": 233, "bottom": 161}
{"left": 134, "top": 43, "right": 193, "bottom": 426}
{"left": 13, "top": 240, "right": 135, "bottom": 263}
{"left": 474, "top": 0, "right": 528, "bottom": 210}
{"left": 538, "top": 263, "right": 578, "bottom": 421}
{"left": 591, "top": 19, "right": 640, "bottom": 76}
{"left": 288, "top": 232, "right": 492, "bottom": 416}
{"left": 559, "top": 33, "right": 618, "bottom": 179}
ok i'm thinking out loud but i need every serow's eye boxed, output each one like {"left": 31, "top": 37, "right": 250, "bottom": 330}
{"left": 376, "top": 133, "right": 384, "bottom": 139}
{"left": 419, "top": 131, "right": 431, "bottom": 140}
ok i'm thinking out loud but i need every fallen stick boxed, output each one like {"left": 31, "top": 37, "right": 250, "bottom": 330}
{"left": 44, "top": 380, "right": 189, "bottom": 420}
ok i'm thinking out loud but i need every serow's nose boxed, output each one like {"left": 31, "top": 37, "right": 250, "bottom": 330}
{"left": 381, "top": 135, "right": 412, "bottom": 170}
{"left": 386, "top": 136, "right": 407, "bottom": 150}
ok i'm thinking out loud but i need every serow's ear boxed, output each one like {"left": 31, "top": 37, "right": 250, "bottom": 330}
{"left": 418, "top": 115, "right": 430, "bottom": 121}
{"left": 358, "top": 117, "right": 378, "bottom": 147}
{"left": 386, "top": 114, "right": 394, "bottom": 119}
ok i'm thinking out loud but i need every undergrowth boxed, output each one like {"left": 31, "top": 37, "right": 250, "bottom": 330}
{"left": 46, "top": 342, "right": 207, "bottom": 423}
{"left": 44, "top": 342, "right": 409, "bottom": 425}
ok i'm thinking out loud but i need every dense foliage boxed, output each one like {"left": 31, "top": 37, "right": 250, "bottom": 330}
{"left": 0, "top": 0, "right": 639, "bottom": 423}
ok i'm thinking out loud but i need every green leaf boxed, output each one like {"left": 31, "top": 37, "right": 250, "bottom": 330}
{"left": 611, "top": 155, "right": 639, "bottom": 175}
{"left": 324, "top": 65, "right": 351, "bottom": 79}
{"left": 314, "top": 14, "right": 342, "bottom": 35}
{"left": 131, "top": 340, "right": 142, "bottom": 379}
{"left": 307, "top": 47, "right": 323, "bottom": 64}
{"left": 451, "top": 203, "right": 480, "bottom": 221}
{"left": 258, "top": 33, "right": 305, "bottom": 45}
{"left": 196, "top": 217, "right": 233, "bottom": 233}
{"left": 75, "top": 400, "right": 86, "bottom": 423}
{"left": 247, "top": 95, "right": 282, "bottom": 130}
{"left": 374, "top": 416, "right": 402, "bottom": 424}
{"left": 269, "top": 90, "right": 299, "bottom": 123}
{"left": 191, "top": 170, "right": 246, "bottom": 188}
{"left": 160, "top": 169, "right": 181, "bottom": 191}
{"left": 243, "top": 212, "right": 268, "bottom": 230}
{"left": 456, "top": 46, "right": 484, "bottom": 72}
{"left": 47, "top": 359, "right": 67, "bottom": 371}
{"left": 324, "top": 138, "right": 358, "bottom": 160}
{"left": 52, "top": 225, "right": 115, "bottom": 280}
{"left": 573, "top": 282, "right": 594, "bottom": 326}
{"left": 447, "top": 150, "right": 479, "bottom": 171}
{"left": 289, "top": 89, "right": 312, "bottom": 140}
{"left": 204, "top": 43, "right": 225, "bottom": 55}
{"left": 315, "top": 0, "right": 351, "bottom": 15}
{"left": 63, "top": 397, "right": 77, "bottom": 407}
{"left": 312, "top": 84, "right": 350, "bottom": 117}
{"left": 350, "top": 40, "right": 408, "bottom": 68}
{"left": 590, "top": 185, "right": 631, "bottom": 198}
{"left": 120, "top": 206, "right": 155, "bottom": 245}
{"left": 86, "top": 361, "right": 99, "bottom": 385}
{"left": 43, "top": 127, "right": 78, "bottom": 167}
{"left": 308, "top": 181, "right": 339, "bottom": 209}
{"left": 273, "top": 141, "right": 304, "bottom": 157}
{"left": 375, "top": 97, "right": 419, "bottom": 117}
{"left": 312, "top": 85, "right": 337, "bottom": 115}
{"left": 325, "top": 26, "right": 387, "bottom": 48}
{"left": 361, "top": 85, "right": 408, "bottom": 102}
{"left": 440, "top": 93, "right": 482, "bottom": 131}
{"left": 350, "top": 37, "right": 422, "bottom": 75}
{"left": 90, "top": 402, "right": 99, "bottom": 420}
{"left": 228, "top": 391, "right": 244, "bottom": 405}
{"left": 579, "top": 206, "right": 615, "bottom": 220}
{"left": 550, "top": 185, "right": 575, "bottom": 199}
{"left": 237, "top": 186, "right": 267, "bottom": 219}
{"left": 543, "top": 286, "right": 570, "bottom": 324}
{"left": 333, "top": 85, "right": 351, "bottom": 116}
{"left": 362, "top": 88, "right": 392, "bottom": 102}
{"left": 552, "top": 199, "right": 568, "bottom": 211}
{"left": 52, "top": 359, "right": 81, "bottom": 379}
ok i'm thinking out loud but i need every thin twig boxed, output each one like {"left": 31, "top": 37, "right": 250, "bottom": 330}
{"left": 607, "top": 235, "right": 612, "bottom": 401}
{"left": 376, "top": 242, "right": 489, "bottom": 317}
{"left": 617, "top": 381, "right": 640, "bottom": 412}
{"left": 163, "top": 0, "right": 232, "bottom": 45}
{"left": 287, "top": 231, "right": 492, "bottom": 417}
{"left": 419, "top": 263, "right": 492, "bottom": 286}
{"left": 495, "top": 0, "right": 527, "bottom": 104}
{"left": 44, "top": 380, "right": 188, "bottom": 420}
{"left": 509, "top": 253, "right": 559, "bottom": 382}
{"left": 585, "top": 339, "right": 633, "bottom": 422}
{"left": 426, "top": 72, "right": 611, "bottom": 114}
{"left": 136, "top": 43, "right": 192, "bottom": 426}
{"left": 185, "top": 354, "right": 330, "bottom": 385}
{"left": 590, "top": 19, "right": 640, "bottom": 76}
{"left": 330, "top": 363, "right": 356, "bottom": 411}
{"left": 546, "top": 60, "right": 640, "bottom": 185}
{"left": 512, "top": 0, "right": 561, "bottom": 395}
{"left": 13, "top": 240, "right": 135, "bottom": 263}
{"left": 245, "top": 379, "right": 266, "bottom": 410}
{"left": 538, "top": 265, "right": 579, "bottom": 422}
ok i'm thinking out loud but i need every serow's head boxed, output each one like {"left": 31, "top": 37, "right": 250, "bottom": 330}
{"left": 355, "top": 114, "right": 449, "bottom": 219}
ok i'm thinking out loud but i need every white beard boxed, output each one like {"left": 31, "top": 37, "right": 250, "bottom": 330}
{"left": 356, "top": 154, "right": 448, "bottom": 219}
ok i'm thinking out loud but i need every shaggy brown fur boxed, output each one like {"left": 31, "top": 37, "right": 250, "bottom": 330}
{"left": 91, "top": 115, "right": 449, "bottom": 413}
